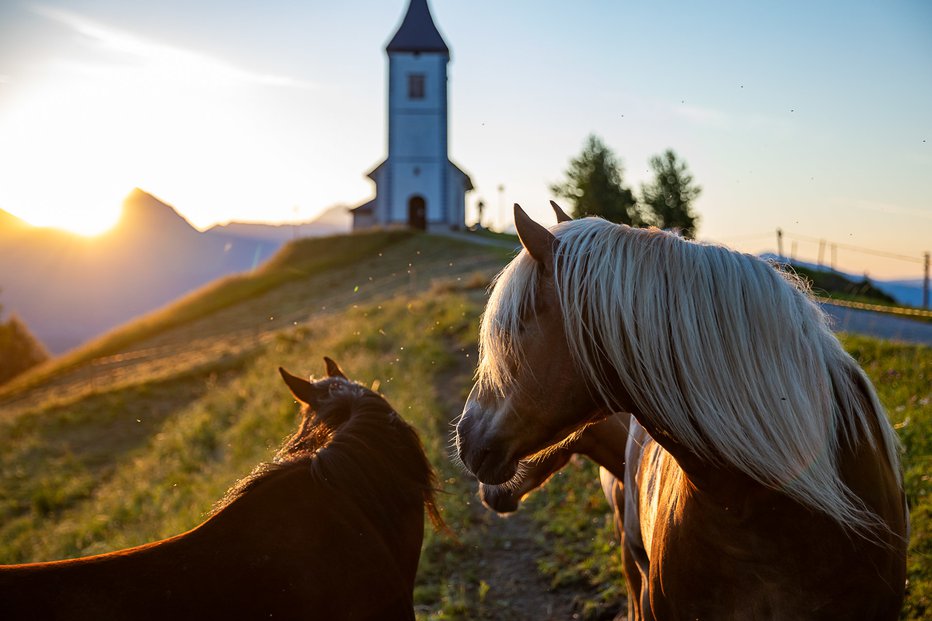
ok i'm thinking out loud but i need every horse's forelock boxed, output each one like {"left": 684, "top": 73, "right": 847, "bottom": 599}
{"left": 477, "top": 249, "right": 540, "bottom": 397}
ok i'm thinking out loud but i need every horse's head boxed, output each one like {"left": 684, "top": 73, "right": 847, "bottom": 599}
{"left": 455, "top": 203, "right": 608, "bottom": 486}
{"left": 279, "top": 357, "right": 365, "bottom": 433}
{"left": 279, "top": 356, "right": 445, "bottom": 536}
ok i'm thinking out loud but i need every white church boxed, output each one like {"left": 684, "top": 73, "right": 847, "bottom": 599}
{"left": 351, "top": 0, "right": 473, "bottom": 231}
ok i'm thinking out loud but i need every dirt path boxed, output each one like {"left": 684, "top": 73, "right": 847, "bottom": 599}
{"left": 467, "top": 508, "right": 581, "bottom": 620}
{"left": 437, "top": 336, "right": 583, "bottom": 620}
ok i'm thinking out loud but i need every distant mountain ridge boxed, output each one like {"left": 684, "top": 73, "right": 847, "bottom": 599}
{"left": 207, "top": 204, "right": 351, "bottom": 242}
{"left": 0, "top": 189, "right": 346, "bottom": 353}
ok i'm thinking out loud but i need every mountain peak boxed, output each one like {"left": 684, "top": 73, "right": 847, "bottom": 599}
{"left": 0, "top": 207, "right": 30, "bottom": 239}
{"left": 115, "top": 189, "right": 196, "bottom": 236}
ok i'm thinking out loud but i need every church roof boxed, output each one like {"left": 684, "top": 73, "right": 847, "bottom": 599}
{"left": 450, "top": 160, "right": 474, "bottom": 191}
{"left": 386, "top": 0, "right": 449, "bottom": 55}
{"left": 350, "top": 198, "right": 375, "bottom": 214}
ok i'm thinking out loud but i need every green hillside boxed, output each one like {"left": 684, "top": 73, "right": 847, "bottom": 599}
{"left": 0, "top": 231, "right": 928, "bottom": 620}
{"left": 790, "top": 264, "right": 898, "bottom": 305}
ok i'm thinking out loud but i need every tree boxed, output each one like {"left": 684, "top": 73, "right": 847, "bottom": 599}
{"left": 551, "top": 135, "right": 643, "bottom": 225}
{"left": 0, "top": 295, "right": 50, "bottom": 385}
{"left": 640, "top": 149, "right": 701, "bottom": 238}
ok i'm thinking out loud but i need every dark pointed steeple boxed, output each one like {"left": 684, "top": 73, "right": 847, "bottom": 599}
{"left": 386, "top": 0, "right": 449, "bottom": 55}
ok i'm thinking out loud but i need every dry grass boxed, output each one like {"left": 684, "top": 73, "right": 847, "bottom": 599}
{"left": 0, "top": 231, "right": 927, "bottom": 620}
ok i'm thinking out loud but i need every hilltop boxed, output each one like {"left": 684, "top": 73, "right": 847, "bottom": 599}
{"left": 0, "top": 229, "right": 509, "bottom": 410}
{"left": 761, "top": 253, "right": 925, "bottom": 309}
{"left": 0, "top": 231, "right": 927, "bottom": 619}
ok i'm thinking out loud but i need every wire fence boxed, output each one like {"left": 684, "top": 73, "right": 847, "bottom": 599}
{"left": 715, "top": 229, "right": 929, "bottom": 310}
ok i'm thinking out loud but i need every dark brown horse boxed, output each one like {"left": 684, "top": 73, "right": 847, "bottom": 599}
{"left": 456, "top": 203, "right": 908, "bottom": 620}
{"left": 0, "top": 357, "right": 441, "bottom": 620}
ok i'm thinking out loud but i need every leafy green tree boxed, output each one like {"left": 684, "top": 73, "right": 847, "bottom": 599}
{"left": 551, "top": 135, "right": 643, "bottom": 225}
{"left": 0, "top": 296, "right": 49, "bottom": 385}
{"left": 640, "top": 149, "right": 701, "bottom": 238}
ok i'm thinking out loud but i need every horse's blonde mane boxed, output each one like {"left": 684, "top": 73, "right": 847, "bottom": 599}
{"left": 479, "top": 217, "right": 902, "bottom": 535}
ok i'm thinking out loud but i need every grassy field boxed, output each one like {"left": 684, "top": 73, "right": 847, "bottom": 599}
{"left": 0, "top": 231, "right": 928, "bottom": 619}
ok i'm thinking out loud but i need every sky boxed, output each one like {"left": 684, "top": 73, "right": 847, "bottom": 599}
{"left": 0, "top": 0, "right": 929, "bottom": 278}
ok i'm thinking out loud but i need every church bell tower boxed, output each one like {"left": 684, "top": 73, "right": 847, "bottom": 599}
{"left": 352, "top": 0, "right": 472, "bottom": 231}
{"left": 384, "top": 0, "right": 450, "bottom": 230}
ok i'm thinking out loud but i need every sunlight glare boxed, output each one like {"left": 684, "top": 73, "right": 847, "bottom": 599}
{"left": 0, "top": 10, "right": 311, "bottom": 236}
{"left": 14, "top": 190, "right": 125, "bottom": 237}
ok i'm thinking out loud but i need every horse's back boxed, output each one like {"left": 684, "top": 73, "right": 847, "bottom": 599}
{"left": 0, "top": 466, "right": 418, "bottom": 620}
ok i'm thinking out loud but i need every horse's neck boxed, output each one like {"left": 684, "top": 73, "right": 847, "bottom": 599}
{"left": 626, "top": 415, "right": 754, "bottom": 520}
{"left": 209, "top": 464, "right": 314, "bottom": 530}
{"left": 310, "top": 441, "right": 427, "bottom": 583}
{"left": 574, "top": 413, "right": 629, "bottom": 480}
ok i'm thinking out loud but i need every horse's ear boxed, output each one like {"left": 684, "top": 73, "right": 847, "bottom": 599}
{"left": 323, "top": 356, "right": 347, "bottom": 379}
{"left": 514, "top": 203, "right": 555, "bottom": 273}
{"left": 550, "top": 200, "right": 572, "bottom": 223}
{"left": 279, "top": 367, "right": 326, "bottom": 406}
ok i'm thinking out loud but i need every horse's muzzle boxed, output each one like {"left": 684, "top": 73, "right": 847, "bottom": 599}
{"left": 455, "top": 405, "right": 519, "bottom": 485}
{"left": 479, "top": 483, "right": 521, "bottom": 514}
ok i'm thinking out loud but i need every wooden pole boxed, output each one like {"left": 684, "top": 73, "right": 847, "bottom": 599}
{"left": 817, "top": 240, "right": 825, "bottom": 268}
{"left": 776, "top": 228, "right": 784, "bottom": 260}
{"left": 924, "top": 252, "right": 930, "bottom": 309}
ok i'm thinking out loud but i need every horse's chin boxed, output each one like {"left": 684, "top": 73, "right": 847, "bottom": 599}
{"left": 472, "top": 457, "right": 519, "bottom": 487}
{"left": 479, "top": 483, "right": 521, "bottom": 514}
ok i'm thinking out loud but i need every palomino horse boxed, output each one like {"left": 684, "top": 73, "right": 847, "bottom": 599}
{"left": 0, "top": 358, "right": 440, "bottom": 621}
{"left": 456, "top": 203, "right": 908, "bottom": 620}
{"left": 479, "top": 411, "right": 629, "bottom": 518}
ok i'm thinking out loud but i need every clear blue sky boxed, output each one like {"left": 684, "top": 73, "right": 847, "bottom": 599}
{"left": 0, "top": 0, "right": 929, "bottom": 277}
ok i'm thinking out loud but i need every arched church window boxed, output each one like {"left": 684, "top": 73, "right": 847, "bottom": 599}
{"left": 408, "top": 74, "right": 425, "bottom": 100}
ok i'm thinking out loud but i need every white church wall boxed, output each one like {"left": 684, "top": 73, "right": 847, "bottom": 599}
{"left": 392, "top": 115, "right": 443, "bottom": 159}
{"left": 388, "top": 54, "right": 446, "bottom": 111}
{"left": 389, "top": 161, "right": 444, "bottom": 224}
{"left": 446, "top": 166, "right": 467, "bottom": 230}
{"left": 386, "top": 52, "right": 449, "bottom": 227}
{"left": 387, "top": 54, "right": 447, "bottom": 161}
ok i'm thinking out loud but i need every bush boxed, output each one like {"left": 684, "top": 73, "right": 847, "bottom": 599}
{"left": 0, "top": 314, "right": 50, "bottom": 385}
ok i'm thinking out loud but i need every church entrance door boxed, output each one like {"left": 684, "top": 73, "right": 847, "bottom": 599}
{"left": 408, "top": 196, "right": 427, "bottom": 230}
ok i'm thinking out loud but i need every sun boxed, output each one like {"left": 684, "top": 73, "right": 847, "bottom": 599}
{"left": 1, "top": 185, "right": 126, "bottom": 238}
{"left": 40, "top": 206, "right": 123, "bottom": 237}
{"left": 0, "top": 67, "right": 140, "bottom": 238}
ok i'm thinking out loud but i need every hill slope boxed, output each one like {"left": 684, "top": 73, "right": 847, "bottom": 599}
{"left": 0, "top": 232, "right": 928, "bottom": 620}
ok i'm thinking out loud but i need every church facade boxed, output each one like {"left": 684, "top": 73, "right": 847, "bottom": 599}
{"left": 351, "top": 0, "right": 472, "bottom": 231}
